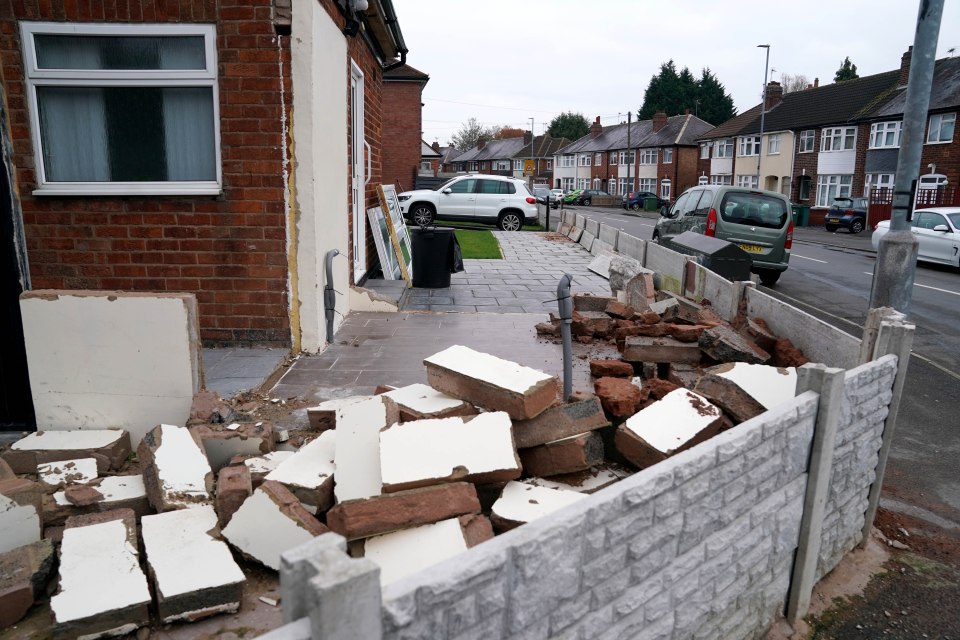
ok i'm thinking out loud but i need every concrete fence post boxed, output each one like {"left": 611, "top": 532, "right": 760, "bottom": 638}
{"left": 857, "top": 307, "right": 895, "bottom": 364}
{"left": 786, "top": 363, "right": 846, "bottom": 626}
{"left": 278, "top": 532, "right": 383, "bottom": 640}
{"left": 859, "top": 313, "right": 915, "bottom": 549}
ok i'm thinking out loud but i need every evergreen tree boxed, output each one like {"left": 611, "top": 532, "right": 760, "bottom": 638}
{"left": 636, "top": 63, "right": 735, "bottom": 126}
{"left": 638, "top": 60, "right": 682, "bottom": 119}
{"left": 834, "top": 57, "right": 859, "bottom": 82}
{"left": 547, "top": 112, "right": 590, "bottom": 141}
{"left": 696, "top": 68, "right": 736, "bottom": 125}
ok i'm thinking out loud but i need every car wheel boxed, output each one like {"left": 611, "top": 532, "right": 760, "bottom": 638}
{"left": 652, "top": 231, "right": 660, "bottom": 245}
{"left": 850, "top": 219, "right": 864, "bottom": 234}
{"left": 583, "top": 198, "right": 591, "bottom": 206}
{"left": 498, "top": 212, "right": 523, "bottom": 231}
{"left": 758, "top": 270, "right": 781, "bottom": 286}
{"left": 411, "top": 204, "right": 435, "bottom": 226}
{"left": 631, "top": 203, "right": 641, "bottom": 211}
{"left": 825, "top": 225, "right": 837, "bottom": 232}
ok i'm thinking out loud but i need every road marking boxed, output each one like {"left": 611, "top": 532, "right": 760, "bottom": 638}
{"left": 792, "top": 254, "right": 829, "bottom": 263}
{"left": 861, "top": 273, "right": 960, "bottom": 297}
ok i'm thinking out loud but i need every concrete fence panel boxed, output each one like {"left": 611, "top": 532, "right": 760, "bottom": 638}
{"left": 617, "top": 233, "right": 646, "bottom": 263}
{"left": 683, "top": 262, "right": 742, "bottom": 323}
{"left": 598, "top": 224, "right": 619, "bottom": 249}
{"left": 575, "top": 214, "right": 587, "bottom": 229}
{"left": 643, "top": 242, "right": 687, "bottom": 295}
{"left": 584, "top": 219, "right": 601, "bottom": 237}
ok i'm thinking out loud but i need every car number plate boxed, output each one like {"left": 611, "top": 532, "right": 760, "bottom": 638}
{"left": 739, "top": 244, "right": 764, "bottom": 254}
{"left": 828, "top": 218, "right": 840, "bottom": 223}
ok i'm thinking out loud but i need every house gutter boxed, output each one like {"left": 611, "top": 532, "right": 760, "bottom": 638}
{"left": 380, "top": 0, "right": 408, "bottom": 72}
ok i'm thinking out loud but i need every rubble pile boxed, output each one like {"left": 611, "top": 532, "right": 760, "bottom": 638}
{"left": 0, "top": 281, "right": 813, "bottom": 636}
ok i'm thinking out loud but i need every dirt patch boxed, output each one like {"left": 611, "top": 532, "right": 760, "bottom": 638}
{"left": 540, "top": 232, "right": 574, "bottom": 243}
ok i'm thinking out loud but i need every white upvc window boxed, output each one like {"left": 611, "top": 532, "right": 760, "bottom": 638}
{"left": 820, "top": 126, "right": 856, "bottom": 151}
{"left": 618, "top": 150, "right": 635, "bottom": 165}
{"left": 864, "top": 173, "right": 894, "bottom": 195}
{"left": 816, "top": 174, "right": 853, "bottom": 206}
{"left": 470, "top": 162, "right": 479, "bottom": 171}
{"left": 799, "top": 130, "right": 815, "bottom": 153}
{"left": 577, "top": 177, "right": 589, "bottom": 189}
{"left": 710, "top": 175, "right": 732, "bottom": 185}
{"left": 593, "top": 178, "right": 600, "bottom": 188}
{"left": 609, "top": 152, "right": 618, "bottom": 165}
{"left": 738, "top": 136, "right": 760, "bottom": 156}
{"left": 639, "top": 178, "right": 656, "bottom": 192}
{"left": 594, "top": 152, "right": 602, "bottom": 166}
{"left": 870, "top": 121, "right": 902, "bottom": 149}
{"left": 663, "top": 148, "right": 673, "bottom": 163}
{"left": 927, "top": 113, "right": 955, "bottom": 143}
{"left": 562, "top": 177, "right": 574, "bottom": 190}
{"left": 514, "top": 159, "right": 523, "bottom": 170}
{"left": 546, "top": 159, "right": 552, "bottom": 169}
{"left": 619, "top": 177, "right": 632, "bottom": 194}
{"left": 714, "top": 138, "right": 733, "bottom": 158}
{"left": 579, "top": 154, "right": 592, "bottom": 166}
{"left": 21, "top": 22, "right": 221, "bottom": 196}
{"left": 768, "top": 134, "right": 781, "bottom": 155}
{"left": 496, "top": 160, "right": 510, "bottom": 171}
{"left": 700, "top": 143, "right": 710, "bottom": 159}
{"left": 659, "top": 179, "right": 671, "bottom": 200}
{"left": 736, "top": 175, "right": 759, "bottom": 189}
{"left": 639, "top": 149, "right": 657, "bottom": 164}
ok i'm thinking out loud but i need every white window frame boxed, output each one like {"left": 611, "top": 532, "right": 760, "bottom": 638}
{"left": 659, "top": 178, "right": 671, "bottom": 201}
{"left": 816, "top": 174, "right": 853, "bottom": 207}
{"left": 619, "top": 177, "right": 632, "bottom": 194}
{"left": 736, "top": 175, "right": 759, "bottom": 189}
{"left": 820, "top": 126, "right": 856, "bottom": 152}
{"left": 609, "top": 152, "right": 617, "bottom": 165}
{"left": 799, "top": 130, "right": 815, "bottom": 153}
{"left": 737, "top": 136, "right": 760, "bottom": 156}
{"left": 496, "top": 160, "right": 510, "bottom": 171}
{"left": 470, "top": 162, "right": 479, "bottom": 171}
{"left": 700, "top": 143, "right": 709, "bottom": 159}
{"left": 869, "top": 121, "right": 902, "bottom": 149}
{"left": 710, "top": 175, "right": 732, "bottom": 185}
{"left": 714, "top": 138, "right": 733, "bottom": 158}
{"left": 514, "top": 159, "right": 523, "bottom": 170}
{"left": 546, "top": 159, "right": 552, "bottom": 169}
{"left": 21, "top": 22, "right": 222, "bottom": 196}
{"left": 926, "top": 113, "right": 955, "bottom": 144}
{"left": 562, "top": 177, "right": 574, "bottom": 190}
{"left": 864, "top": 173, "right": 894, "bottom": 195}
{"left": 579, "top": 154, "right": 592, "bottom": 166}
{"left": 638, "top": 178, "right": 656, "bottom": 192}
{"left": 663, "top": 147, "right": 673, "bottom": 164}
{"left": 577, "top": 177, "right": 589, "bottom": 190}
{"left": 594, "top": 152, "right": 602, "bottom": 166}
{"left": 768, "top": 134, "right": 781, "bottom": 155}
{"left": 639, "top": 149, "right": 657, "bottom": 165}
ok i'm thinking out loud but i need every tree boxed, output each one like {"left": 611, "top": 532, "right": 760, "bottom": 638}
{"left": 834, "top": 57, "right": 859, "bottom": 82}
{"left": 451, "top": 117, "right": 496, "bottom": 151}
{"left": 547, "top": 112, "right": 590, "bottom": 141}
{"left": 780, "top": 73, "right": 811, "bottom": 93}
{"left": 493, "top": 126, "right": 525, "bottom": 140}
{"left": 695, "top": 68, "right": 736, "bottom": 125}
{"left": 636, "top": 62, "right": 735, "bottom": 125}
{"left": 638, "top": 60, "right": 683, "bottom": 120}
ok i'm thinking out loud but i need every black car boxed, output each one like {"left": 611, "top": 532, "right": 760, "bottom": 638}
{"left": 533, "top": 187, "right": 559, "bottom": 209}
{"left": 575, "top": 189, "right": 612, "bottom": 206}
{"left": 622, "top": 190, "right": 668, "bottom": 211}
{"left": 824, "top": 197, "right": 868, "bottom": 234}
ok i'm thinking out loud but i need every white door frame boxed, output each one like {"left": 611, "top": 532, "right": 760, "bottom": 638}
{"left": 350, "top": 60, "right": 367, "bottom": 284}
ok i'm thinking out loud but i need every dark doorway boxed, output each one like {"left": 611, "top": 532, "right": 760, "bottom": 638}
{"left": 0, "top": 105, "right": 36, "bottom": 431}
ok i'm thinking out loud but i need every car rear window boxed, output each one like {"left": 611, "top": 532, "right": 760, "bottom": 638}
{"left": 718, "top": 192, "right": 788, "bottom": 229}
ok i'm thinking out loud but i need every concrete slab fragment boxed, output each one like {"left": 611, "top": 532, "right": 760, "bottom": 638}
{"left": 138, "top": 424, "right": 213, "bottom": 512}
{"left": 587, "top": 252, "right": 614, "bottom": 280}
{"left": 0, "top": 539, "right": 55, "bottom": 629}
{"left": 699, "top": 325, "right": 771, "bottom": 364}
{"left": 222, "top": 481, "right": 328, "bottom": 570}
{"left": 590, "top": 239, "right": 614, "bottom": 257}
{"left": 20, "top": 291, "right": 202, "bottom": 446}
{"left": 490, "top": 481, "right": 587, "bottom": 531}
{"left": 52, "top": 509, "right": 150, "bottom": 639}
{"left": 382, "top": 383, "right": 477, "bottom": 421}
{"left": 424, "top": 345, "right": 559, "bottom": 420}
{"left": 306, "top": 395, "right": 370, "bottom": 432}
{"left": 266, "top": 430, "right": 336, "bottom": 511}
{"left": 622, "top": 336, "right": 702, "bottom": 364}
{"left": 48, "top": 475, "right": 149, "bottom": 526}
{"left": 578, "top": 230, "right": 596, "bottom": 252}
{"left": 243, "top": 451, "right": 295, "bottom": 486}
{"left": 364, "top": 518, "right": 468, "bottom": 586}
{"left": 3, "top": 429, "right": 130, "bottom": 475}
{"left": 333, "top": 396, "right": 398, "bottom": 502}
{"left": 380, "top": 412, "right": 521, "bottom": 492}
{"left": 711, "top": 362, "right": 797, "bottom": 410}
{"left": 567, "top": 226, "right": 583, "bottom": 242}
{"left": 37, "top": 458, "right": 99, "bottom": 488}
{"left": 141, "top": 505, "right": 246, "bottom": 623}
{"left": 0, "top": 493, "right": 41, "bottom": 554}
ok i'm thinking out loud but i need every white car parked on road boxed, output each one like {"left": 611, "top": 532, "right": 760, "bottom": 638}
{"left": 398, "top": 174, "right": 539, "bottom": 231}
{"left": 872, "top": 207, "right": 960, "bottom": 268}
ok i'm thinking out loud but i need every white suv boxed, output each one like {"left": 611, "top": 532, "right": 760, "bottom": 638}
{"left": 398, "top": 174, "right": 539, "bottom": 231}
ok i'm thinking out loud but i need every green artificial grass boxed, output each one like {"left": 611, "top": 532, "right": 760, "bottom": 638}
{"left": 454, "top": 229, "right": 502, "bottom": 259}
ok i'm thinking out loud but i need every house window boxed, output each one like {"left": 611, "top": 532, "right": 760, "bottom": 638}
{"left": 639, "top": 149, "right": 657, "bottom": 164}
{"left": 559, "top": 155, "right": 574, "bottom": 168}
{"left": 619, "top": 150, "right": 635, "bottom": 165}
{"left": 496, "top": 160, "right": 510, "bottom": 171}
{"left": 546, "top": 159, "right": 552, "bottom": 169}
{"left": 660, "top": 179, "right": 671, "bottom": 200}
{"left": 470, "top": 162, "right": 479, "bottom": 171}
{"left": 698, "top": 175, "right": 709, "bottom": 185}
{"left": 420, "top": 161, "right": 431, "bottom": 171}
{"left": 21, "top": 22, "right": 221, "bottom": 195}
{"left": 577, "top": 177, "right": 589, "bottom": 189}
{"left": 594, "top": 152, "right": 602, "bottom": 166}
{"left": 714, "top": 139, "right": 733, "bottom": 158}
{"left": 619, "top": 177, "right": 632, "bottom": 194}
{"left": 710, "top": 175, "right": 732, "bottom": 185}
{"left": 700, "top": 143, "right": 710, "bottom": 159}
{"left": 799, "top": 130, "right": 815, "bottom": 153}
{"left": 864, "top": 173, "right": 894, "bottom": 195}
{"left": 738, "top": 136, "right": 760, "bottom": 156}
{"left": 593, "top": 178, "right": 600, "bottom": 188}
{"left": 514, "top": 159, "right": 523, "bottom": 170}
{"left": 816, "top": 174, "right": 853, "bottom": 206}
{"left": 609, "top": 152, "right": 617, "bottom": 165}
{"left": 870, "top": 121, "right": 902, "bottom": 149}
{"left": 736, "top": 175, "right": 759, "bottom": 189}
{"left": 663, "top": 148, "right": 673, "bottom": 164}
{"left": 768, "top": 134, "right": 781, "bottom": 155}
{"left": 562, "top": 177, "right": 574, "bottom": 190}
{"left": 798, "top": 175, "right": 812, "bottom": 201}
{"left": 927, "top": 113, "right": 955, "bottom": 143}
{"left": 639, "top": 178, "right": 656, "bottom": 192}
{"left": 820, "top": 127, "right": 856, "bottom": 151}
{"left": 579, "top": 154, "right": 592, "bottom": 166}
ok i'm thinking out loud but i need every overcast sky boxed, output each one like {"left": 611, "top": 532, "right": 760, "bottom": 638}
{"left": 391, "top": 0, "right": 959, "bottom": 146}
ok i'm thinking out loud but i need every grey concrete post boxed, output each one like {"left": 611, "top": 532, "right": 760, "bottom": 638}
{"left": 786, "top": 364, "right": 846, "bottom": 627}
{"left": 857, "top": 307, "right": 894, "bottom": 365}
{"left": 859, "top": 315, "right": 915, "bottom": 549}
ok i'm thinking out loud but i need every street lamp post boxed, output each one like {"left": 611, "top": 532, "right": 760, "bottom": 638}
{"left": 757, "top": 44, "right": 770, "bottom": 189}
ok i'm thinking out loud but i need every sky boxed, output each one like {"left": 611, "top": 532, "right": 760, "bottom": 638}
{"left": 391, "top": 0, "right": 960, "bottom": 146}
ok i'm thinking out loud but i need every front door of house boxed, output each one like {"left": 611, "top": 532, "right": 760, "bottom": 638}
{"left": 350, "top": 62, "right": 366, "bottom": 284}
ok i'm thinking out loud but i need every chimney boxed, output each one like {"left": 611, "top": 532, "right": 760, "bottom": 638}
{"left": 523, "top": 130, "right": 533, "bottom": 145}
{"left": 899, "top": 46, "right": 913, "bottom": 86}
{"left": 431, "top": 141, "right": 440, "bottom": 153}
{"left": 652, "top": 110, "right": 667, "bottom": 132}
{"left": 764, "top": 81, "right": 783, "bottom": 110}
{"left": 477, "top": 139, "right": 485, "bottom": 150}
{"left": 814, "top": 77, "right": 819, "bottom": 88}
{"left": 684, "top": 108, "right": 690, "bottom": 116}
{"left": 589, "top": 116, "right": 603, "bottom": 138}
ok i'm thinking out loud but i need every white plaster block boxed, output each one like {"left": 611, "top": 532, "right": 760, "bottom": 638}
{"left": 0, "top": 494, "right": 41, "bottom": 554}
{"left": 624, "top": 389, "right": 723, "bottom": 454}
{"left": 714, "top": 363, "right": 798, "bottom": 410}
{"left": 491, "top": 481, "right": 587, "bottom": 526}
{"left": 37, "top": 458, "right": 99, "bottom": 487}
{"left": 424, "top": 345, "right": 554, "bottom": 394}
{"left": 53, "top": 475, "right": 147, "bottom": 507}
{"left": 382, "top": 383, "right": 472, "bottom": 418}
{"left": 266, "top": 431, "right": 335, "bottom": 509}
{"left": 51, "top": 519, "right": 150, "bottom": 631}
{"left": 334, "top": 396, "right": 393, "bottom": 502}
{"left": 523, "top": 466, "right": 629, "bottom": 494}
{"left": 12, "top": 430, "right": 125, "bottom": 452}
{"left": 244, "top": 451, "right": 296, "bottom": 476}
{"left": 364, "top": 518, "right": 468, "bottom": 586}
{"left": 20, "top": 291, "right": 202, "bottom": 445}
{"left": 379, "top": 412, "right": 521, "bottom": 492}
{"left": 147, "top": 424, "right": 213, "bottom": 509}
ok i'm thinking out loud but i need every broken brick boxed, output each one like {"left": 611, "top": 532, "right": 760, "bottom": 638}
{"left": 459, "top": 513, "right": 495, "bottom": 547}
{"left": 707, "top": 362, "right": 798, "bottom": 411}
{"left": 773, "top": 338, "right": 810, "bottom": 367}
{"left": 589, "top": 359, "right": 634, "bottom": 378}
{"left": 63, "top": 485, "right": 104, "bottom": 507}
{"left": 572, "top": 293, "right": 616, "bottom": 312}
{"left": 518, "top": 432, "right": 605, "bottom": 477}
{"left": 594, "top": 377, "right": 644, "bottom": 419}
{"left": 699, "top": 325, "right": 771, "bottom": 364}
{"left": 0, "top": 458, "right": 15, "bottom": 481}
{"left": 424, "top": 345, "right": 560, "bottom": 420}
{"left": 138, "top": 424, "right": 214, "bottom": 513}
{"left": 746, "top": 317, "right": 778, "bottom": 352}
{"left": 659, "top": 294, "right": 705, "bottom": 325}
{"left": 2, "top": 430, "right": 131, "bottom": 475}
{"left": 666, "top": 324, "right": 712, "bottom": 343}
{"left": 37, "top": 458, "right": 99, "bottom": 489}
{"left": 327, "top": 482, "right": 481, "bottom": 540}
{"left": 364, "top": 518, "right": 471, "bottom": 587}
{"left": 622, "top": 336, "right": 703, "bottom": 364}
{"left": 648, "top": 297, "right": 679, "bottom": 316}
{"left": 604, "top": 300, "right": 635, "bottom": 319}
{"left": 490, "top": 481, "right": 587, "bottom": 532}
{"left": 572, "top": 311, "right": 615, "bottom": 338}
{"left": 615, "top": 324, "right": 669, "bottom": 351}
{"left": 215, "top": 465, "right": 252, "bottom": 529}
{"left": 0, "top": 539, "right": 55, "bottom": 629}
{"left": 694, "top": 374, "right": 768, "bottom": 424}
{"left": 240, "top": 451, "right": 295, "bottom": 488}
{"left": 45, "top": 476, "right": 149, "bottom": 527}
{"left": 265, "top": 430, "right": 335, "bottom": 511}
{"left": 189, "top": 389, "right": 233, "bottom": 424}
{"left": 535, "top": 322, "right": 559, "bottom": 336}
{"left": 641, "top": 377, "right": 682, "bottom": 402}
{"left": 636, "top": 310, "right": 663, "bottom": 325}
{"left": 623, "top": 270, "right": 657, "bottom": 311}
{"left": 306, "top": 395, "right": 371, "bottom": 432}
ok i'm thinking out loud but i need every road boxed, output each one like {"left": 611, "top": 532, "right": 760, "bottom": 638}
{"left": 564, "top": 204, "right": 960, "bottom": 531}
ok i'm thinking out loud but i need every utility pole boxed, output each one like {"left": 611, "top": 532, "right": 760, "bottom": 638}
{"left": 869, "top": 0, "right": 943, "bottom": 312}
{"left": 757, "top": 44, "right": 770, "bottom": 189}
{"left": 626, "top": 112, "right": 632, "bottom": 196}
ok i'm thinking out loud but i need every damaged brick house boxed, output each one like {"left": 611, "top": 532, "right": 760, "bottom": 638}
{"left": 0, "top": 0, "right": 410, "bottom": 379}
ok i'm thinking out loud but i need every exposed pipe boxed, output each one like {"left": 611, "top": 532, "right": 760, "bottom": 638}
{"left": 556, "top": 273, "right": 574, "bottom": 401}
{"left": 324, "top": 249, "right": 341, "bottom": 341}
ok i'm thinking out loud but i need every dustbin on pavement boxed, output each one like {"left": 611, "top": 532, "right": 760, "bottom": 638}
{"left": 411, "top": 227, "right": 462, "bottom": 288}
{"left": 643, "top": 196, "right": 659, "bottom": 212}
{"left": 791, "top": 204, "right": 810, "bottom": 227}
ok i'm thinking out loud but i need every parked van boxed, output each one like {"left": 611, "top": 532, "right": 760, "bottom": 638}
{"left": 652, "top": 185, "right": 793, "bottom": 286}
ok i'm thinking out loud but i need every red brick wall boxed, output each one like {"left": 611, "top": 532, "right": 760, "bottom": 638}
{"left": 2, "top": 0, "right": 292, "bottom": 347}
{"left": 382, "top": 78, "right": 424, "bottom": 193}
{"left": 920, "top": 114, "right": 960, "bottom": 186}
{"left": 675, "top": 146, "right": 700, "bottom": 194}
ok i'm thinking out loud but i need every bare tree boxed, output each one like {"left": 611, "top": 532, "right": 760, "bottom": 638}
{"left": 780, "top": 73, "right": 811, "bottom": 93}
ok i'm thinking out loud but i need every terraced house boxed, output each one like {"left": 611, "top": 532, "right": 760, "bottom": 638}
{"left": 553, "top": 112, "right": 713, "bottom": 201}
